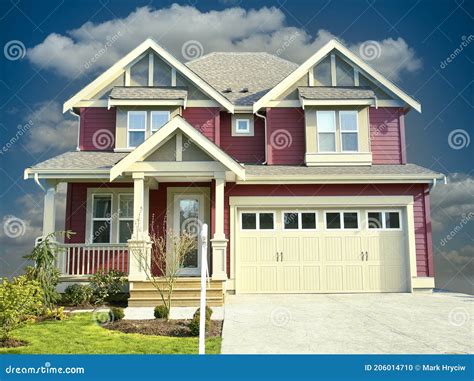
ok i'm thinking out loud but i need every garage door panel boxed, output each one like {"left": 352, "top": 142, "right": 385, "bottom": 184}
{"left": 301, "top": 237, "right": 320, "bottom": 261}
{"left": 281, "top": 266, "right": 300, "bottom": 291}
{"left": 240, "top": 267, "right": 257, "bottom": 292}
{"left": 326, "top": 265, "right": 344, "bottom": 291}
{"left": 382, "top": 236, "right": 403, "bottom": 263}
{"left": 260, "top": 237, "right": 277, "bottom": 263}
{"left": 346, "top": 265, "right": 364, "bottom": 291}
{"left": 240, "top": 237, "right": 258, "bottom": 262}
{"left": 325, "top": 237, "right": 343, "bottom": 261}
{"left": 259, "top": 266, "right": 278, "bottom": 292}
{"left": 281, "top": 237, "right": 300, "bottom": 262}
{"left": 343, "top": 236, "right": 363, "bottom": 261}
{"left": 383, "top": 265, "right": 405, "bottom": 291}
{"left": 302, "top": 266, "right": 321, "bottom": 291}
{"left": 366, "top": 265, "right": 383, "bottom": 291}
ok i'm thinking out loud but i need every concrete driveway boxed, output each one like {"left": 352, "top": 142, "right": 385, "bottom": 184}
{"left": 221, "top": 292, "right": 473, "bottom": 354}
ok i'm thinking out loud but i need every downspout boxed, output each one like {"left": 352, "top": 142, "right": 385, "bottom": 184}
{"left": 255, "top": 111, "right": 267, "bottom": 165}
{"left": 69, "top": 109, "right": 80, "bottom": 151}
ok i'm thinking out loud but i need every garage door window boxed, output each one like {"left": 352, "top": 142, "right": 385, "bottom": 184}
{"left": 368, "top": 211, "right": 401, "bottom": 230}
{"left": 241, "top": 212, "right": 274, "bottom": 230}
{"left": 283, "top": 212, "right": 317, "bottom": 230}
{"left": 325, "top": 211, "right": 359, "bottom": 230}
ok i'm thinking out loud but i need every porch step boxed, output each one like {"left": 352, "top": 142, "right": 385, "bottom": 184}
{"left": 128, "top": 278, "right": 225, "bottom": 307}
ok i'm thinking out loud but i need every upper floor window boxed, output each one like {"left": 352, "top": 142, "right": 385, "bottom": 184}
{"left": 236, "top": 119, "right": 250, "bottom": 134}
{"left": 151, "top": 111, "right": 170, "bottom": 133}
{"left": 317, "top": 111, "right": 336, "bottom": 152}
{"left": 340, "top": 111, "right": 358, "bottom": 152}
{"left": 127, "top": 111, "right": 147, "bottom": 148}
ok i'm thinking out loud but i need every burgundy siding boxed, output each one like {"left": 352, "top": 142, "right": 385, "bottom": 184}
{"left": 266, "top": 107, "right": 305, "bottom": 165}
{"left": 182, "top": 107, "right": 220, "bottom": 143}
{"left": 219, "top": 113, "right": 265, "bottom": 163}
{"left": 79, "top": 107, "right": 116, "bottom": 151}
{"left": 223, "top": 183, "right": 433, "bottom": 278}
{"left": 370, "top": 107, "right": 406, "bottom": 164}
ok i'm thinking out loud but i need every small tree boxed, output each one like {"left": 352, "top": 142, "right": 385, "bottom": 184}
{"left": 24, "top": 230, "right": 75, "bottom": 309}
{"left": 130, "top": 216, "right": 196, "bottom": 320}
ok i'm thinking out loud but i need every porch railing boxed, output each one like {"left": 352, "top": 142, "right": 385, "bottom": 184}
{"left": 55, "top": 243, "right": 129, "bottom": 277}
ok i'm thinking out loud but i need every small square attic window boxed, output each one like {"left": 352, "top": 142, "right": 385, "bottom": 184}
{"left": 236, "top": 119, "right": 250, "bottom": 133}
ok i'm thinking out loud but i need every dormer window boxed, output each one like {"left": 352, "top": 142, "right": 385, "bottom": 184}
{"left": 151, "top": 111, "right": 170, "bottom": 133}
{"left": 317, "top": 111, "right": 336, "bottom": 152}
{"left": 127, "top": 111, "right": 147, "bottom": 148}
{"left": 316, "top": 110, "right": 359, "bottom": 153}
{"left": 340, "top": 111, "right": 358, "bottom": 152}
{"left": 236, "top": 119, "right": 250, "bottom": 134}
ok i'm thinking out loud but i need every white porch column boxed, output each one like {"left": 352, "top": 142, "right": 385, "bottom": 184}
{"left": 42, "top": 180, "right": 56, "bottom": 237}
{"left": 128, "top": 173, "right": 151, "bottom": 281}
{"left": 211, "top": 173, "right": 228, "bottom": 280}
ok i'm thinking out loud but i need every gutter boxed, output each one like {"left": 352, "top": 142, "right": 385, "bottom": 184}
{"left": 255, "top": 111, "right": 267, "bottom": 165}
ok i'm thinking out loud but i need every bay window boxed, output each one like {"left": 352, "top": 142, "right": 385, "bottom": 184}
{"left": 317, "top": 111, "right": 336, "bottom": 152}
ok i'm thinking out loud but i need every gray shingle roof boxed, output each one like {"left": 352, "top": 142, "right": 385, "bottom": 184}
{"left": 31, "top": 151, "right": 127, "bottom": 171}
{"left": 298, "top": 86, "right": 375, "bottom": 100}
{"left": 110, "top": 86, "right": 188, "bottom": 100}
{"left": 245, "top": 164, "right": 442, "bottom": 178}
{"left": 186, "top": 52, "right": 298, "bottom": 106}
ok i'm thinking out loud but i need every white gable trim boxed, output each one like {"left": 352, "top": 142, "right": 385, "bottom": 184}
{"left": 63, "top": 39, "right": 234, "bottom": 113}
{"left": 110, "top": 115, "right": 245, "bottom": 181}
{"left": 253, "top": 39, "right": 421, "bottom": 113}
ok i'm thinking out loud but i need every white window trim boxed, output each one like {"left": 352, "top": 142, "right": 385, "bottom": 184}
{"left": 117, "top": 193, "right": 134, "bottom": 243}
{"left": 240, "top": 211, "right": 276, "bottom": 231}
{"left": 324, "top": 210, "right": 360, "bottom": 231}
{"left": 151, "top": 110, "right": 171, "bottom": 133}
{"left": 90, "top": 193, "right": 113, "bottom": 244}
{"left": 127, "top": 111, "right": 147, "bottom": 148}
{"left": 339, "top": 110, "right": 359, "bottom": 152}
{"left": 317, "top": 110, "right": 337, "bottom": 152}
{"left": 235, "top": 118, "right": 250, "bottom": 134}
{"left": 366, "top": 210, "right": 403, "bottom": 231}
{"left": 282, "top": 211, "right": 318, "bottom": 231}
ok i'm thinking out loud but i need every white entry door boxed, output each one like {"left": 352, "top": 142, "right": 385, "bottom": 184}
{"left": 173, "top": 194, "right": 204, "bottom": 276}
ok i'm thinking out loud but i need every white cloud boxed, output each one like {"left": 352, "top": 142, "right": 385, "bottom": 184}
{"left": 24, "top": 101, "right": 77, "bottom": 155}
{"left": 431, "top": 173, "right": 474, "bottom": 232}
{"left": 27, "top": 4, "right": 421, "bottom": 81}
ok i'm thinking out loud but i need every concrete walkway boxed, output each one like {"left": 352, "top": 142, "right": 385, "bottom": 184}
{"left": 221, "top": 292, "right": 473, "bottom": 354}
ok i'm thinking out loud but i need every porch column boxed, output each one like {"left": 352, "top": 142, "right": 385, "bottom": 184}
{"left": 128, "top": 173, "right": 151, "bottom": 281}
{"left": 211, "top": 173, "right": 228, "bottom": 280}
{"left": 42, "top": 180, "right": 56, "bottom": 237}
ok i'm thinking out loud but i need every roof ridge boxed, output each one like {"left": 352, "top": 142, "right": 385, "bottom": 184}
{"left": 186, "top": 51, "right": 298, "bottom": 66}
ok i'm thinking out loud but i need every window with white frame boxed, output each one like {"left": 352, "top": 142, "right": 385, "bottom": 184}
{"left": 235, "top": 119, "right": 250, "bottom": 134}
{"left": 127, "top": 111, "right": 147, "bottom": 148}
{"left": 91, "top": 195, "right": 112, "bottom": 243}
{"left": 317, "top": 111, "right": 336, "bottom": 152}
{"left": 283, "top": 212, "right": 317, "bottom": 230}
{"left": 367, "top": 211, "right": 401, "bottom": 230}
{"left": 241, "top": 212, "right": 275, "bottom": 230}
{"left": 151, "top": 111, "right": 170, "bottom": 133}
{"left": 325, "top": 211, "right": 359, "bottom": 230}
{"left": 340, "top": 111, "right": 358, "bottom": 152}
{"left": 118, "top": 194, "right": 134, "bottom": 243}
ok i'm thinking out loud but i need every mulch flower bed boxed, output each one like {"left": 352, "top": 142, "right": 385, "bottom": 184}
{"left": 104, "top": 319, "right": 223, "bottom": 338}
{"left": 0, "top": 338, "right": 27, "bottom": 348}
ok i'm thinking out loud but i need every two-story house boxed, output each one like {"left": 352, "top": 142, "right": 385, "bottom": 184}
{"left": 24, "top": 38, "right": 443, "bottom": 306}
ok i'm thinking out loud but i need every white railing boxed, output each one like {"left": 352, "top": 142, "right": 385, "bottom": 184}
{"left": 55, "top": 243, "right": 129, "bottom": 277}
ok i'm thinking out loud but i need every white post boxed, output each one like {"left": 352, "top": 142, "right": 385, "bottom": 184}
{"left": 199, "top": 223, "right": 208, "bottom": 355}
{"left": 42, "top": 180, "right": 56, "bottom": 236}
{"left": 211, "top": 174, "right": 228, "bottom": 280}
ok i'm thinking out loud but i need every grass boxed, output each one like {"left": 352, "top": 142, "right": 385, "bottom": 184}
{"left": 0, "top": 313, "right": 221, "bottom": 354}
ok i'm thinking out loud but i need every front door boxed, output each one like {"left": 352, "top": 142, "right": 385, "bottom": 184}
{"left": 173, "top": 194, "right": 204, "bottom": 276}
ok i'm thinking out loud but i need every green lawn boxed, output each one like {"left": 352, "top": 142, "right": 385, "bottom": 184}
{"left": 0, "top": 313, "right": 221, "bottom": 354}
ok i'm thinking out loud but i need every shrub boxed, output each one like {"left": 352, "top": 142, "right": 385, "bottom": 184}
{"left": 109, "top": 307, "right": 124, "bottom": 322}
{"left": 89, "top": 269, "right": 126, "bottom": 305}
{"left": 189, "top": 306, "right": 213, "bottom": 336}
{"left": 154, "top": 305, "right": 169, "bottom": 319}
{"left": 0, "top": 276, "right": 44, "bottom": 341}
{"left": 24, "top": 230, "right": 74, "bottom": 309}
{"left": 63, "top": 284, "right": 93, "bottom": 306}
{"left": 43, "top": 306, "right": 67, "bottom": 321}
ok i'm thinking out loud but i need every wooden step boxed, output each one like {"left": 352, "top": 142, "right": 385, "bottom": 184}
{"left": 128, "top": 296, "right": 224, "bottom": 307}
{"left": 130, "top": 289, "right": 224, "bottom": 299}
{"left": 131, "top": 279, "right": 224, "bottom": 290}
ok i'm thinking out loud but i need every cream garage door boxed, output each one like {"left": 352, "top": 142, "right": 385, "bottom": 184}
{"left": 236, "top": 209, "right": 408, "bottom": 293}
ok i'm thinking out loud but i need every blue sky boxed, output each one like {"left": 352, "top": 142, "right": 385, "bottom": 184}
{"left": 0, "top": 0, "right": 472, "bottom": 292}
